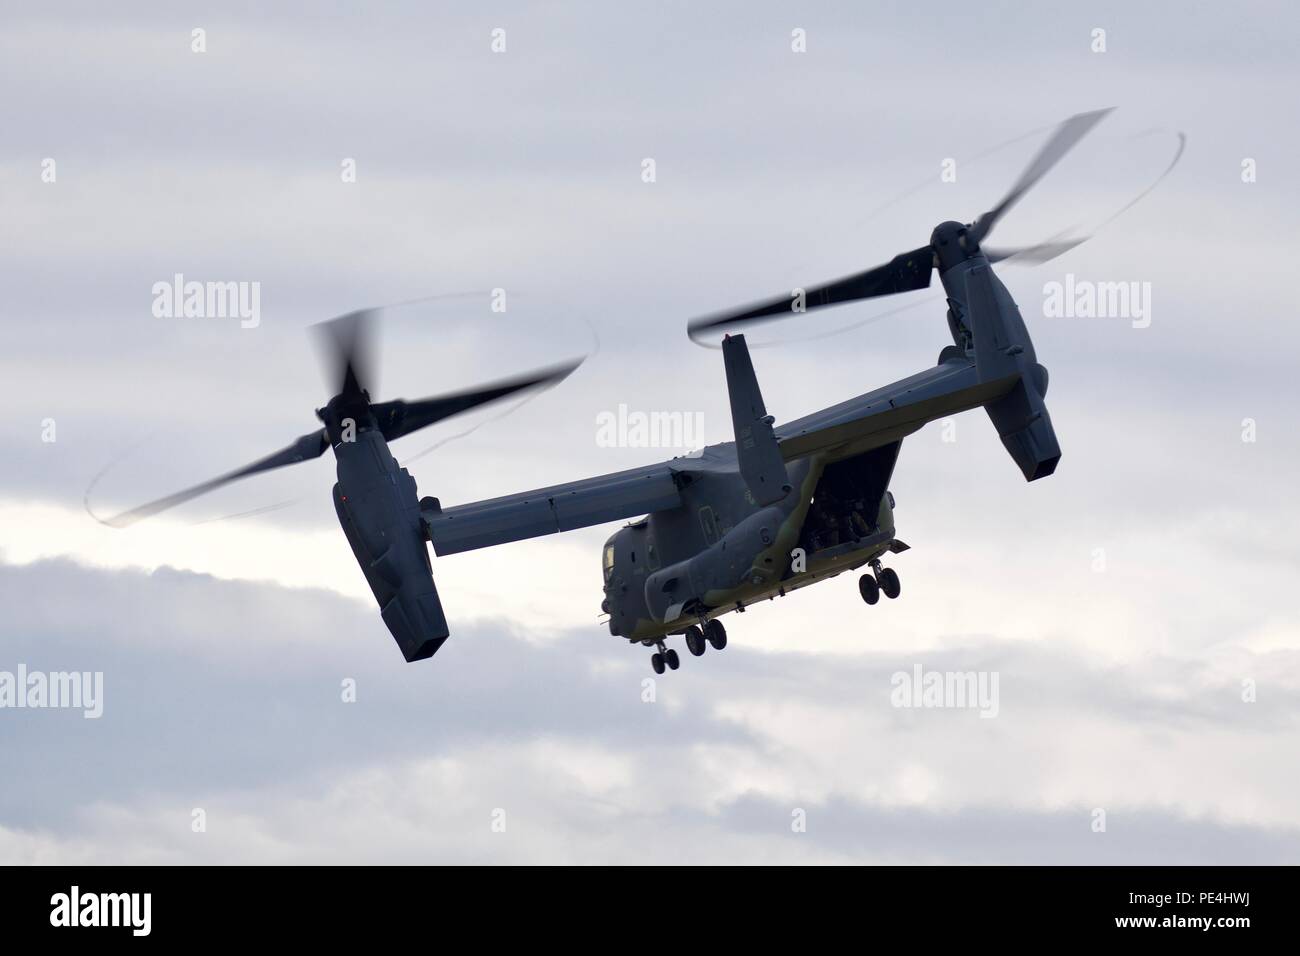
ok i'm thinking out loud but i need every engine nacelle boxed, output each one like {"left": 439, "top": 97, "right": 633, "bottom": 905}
{"left": 943, "top": 256, "right": 1062, "bottom": 483}
{"left": 984, "top": 371, "right": 1060, "bottom": 482}
{"left": 333, "top": 430, "right": 449, "bottom": 662}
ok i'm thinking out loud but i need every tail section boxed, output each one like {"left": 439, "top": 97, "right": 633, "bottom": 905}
{"left": 722, "top": 334, "right": 792, "bottom": 505}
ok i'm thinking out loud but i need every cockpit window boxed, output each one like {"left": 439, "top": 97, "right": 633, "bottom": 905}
{"left": 603, "top": 545, "right": 616, "bottom": 583}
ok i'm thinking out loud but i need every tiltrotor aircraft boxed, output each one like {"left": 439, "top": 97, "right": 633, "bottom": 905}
{"left": 106, "top": 110, "right": 1111, "bottom": 673}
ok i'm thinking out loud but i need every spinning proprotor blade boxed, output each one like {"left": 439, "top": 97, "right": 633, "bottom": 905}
{"left": 102, "top": 309, "right": 582, "bottom": 661}
{"left": 687, "top": 108, "right": 1112, "bottom": 341}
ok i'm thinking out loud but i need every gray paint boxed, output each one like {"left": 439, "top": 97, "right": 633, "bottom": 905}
{"left": 432, "top": 238, "right": 1054, "bottom": 656}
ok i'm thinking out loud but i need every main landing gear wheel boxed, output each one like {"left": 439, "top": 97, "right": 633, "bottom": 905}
{"left": 685, "top": 625, "right": 707, "bottom": 657}
{"left": 664, "top": 648, "right": 680, "bottom": 670}
{"left": 858, "top": 574, "right": 880, "bottom": 605}
{"left": 704, "top": 619, "right": 727, "bottom": 650}
{"left": 878, "top": 566, "right": 901, "bottom": 599}
{"left": 651, "top": 653, "right": 665, "bottom": 675}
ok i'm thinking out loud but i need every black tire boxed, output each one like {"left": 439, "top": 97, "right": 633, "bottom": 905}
{"left": 685, "top": 625, "right": 706, "bottom": 657}
{"left": 859, "top": 573, "right": 880, "bottom": 605}
{"left": 665, "top": 648, "right": 680, "bottom": 670}
{"left": 651, "top": 653, "right": 665, "bottom": 675}
{"left": 705, "top": 619, "right": 727, "bottom": 650}
{"left": 879, "top": 567, "right": 901, "bottom": 599}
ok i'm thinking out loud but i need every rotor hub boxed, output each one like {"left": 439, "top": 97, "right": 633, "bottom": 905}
{"left": 930, "top": 220, "right": 980, "bottom": 273}
{"left": 317, "top": 391, "right": 376, "bottom": 444}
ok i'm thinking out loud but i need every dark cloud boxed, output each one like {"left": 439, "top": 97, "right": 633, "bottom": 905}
{"left": 2, "top": 558, "right": 1296, "bottom": 862}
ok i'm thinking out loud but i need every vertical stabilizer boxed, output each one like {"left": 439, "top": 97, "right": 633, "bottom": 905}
{"left": 722, "top": 334, "right": 792, "bottom": 505}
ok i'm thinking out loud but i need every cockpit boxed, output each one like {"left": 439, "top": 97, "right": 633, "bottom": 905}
{"left": 603, "top": 543, "right": 616, "bottom": 584}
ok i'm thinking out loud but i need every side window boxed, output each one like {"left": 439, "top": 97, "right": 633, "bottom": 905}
{"left": 647, "top": 542, "right": 660, "bottom": 571}
{"left": 699, "top": 506, "right": 720, "bottom": 545}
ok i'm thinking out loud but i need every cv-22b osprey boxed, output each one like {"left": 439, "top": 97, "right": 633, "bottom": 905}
{"left": 106, "top": 110, "right": 1109, "bottom": 673}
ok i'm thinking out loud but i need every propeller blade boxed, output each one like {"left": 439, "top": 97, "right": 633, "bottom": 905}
{"left": 985, "top": 237, "right": 1088, "bottom": 265}
{"left": 100, "top": 430, "right": 328, "bottom": 528}
{"left": 968, "top": 108, "right": 1113, "bottom": 245}
{"left": 313, "top": 309, "right": 378, "bottom": 398}
{"left": 372, "top": 358, "right": 584, "bottom": 443}
{"left": 688, "top": 245, "right": 934, "bottom": 340}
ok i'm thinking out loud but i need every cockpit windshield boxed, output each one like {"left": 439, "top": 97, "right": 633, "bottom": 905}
{"left": 603, "top": 545, "right": 616, "bottom": 583}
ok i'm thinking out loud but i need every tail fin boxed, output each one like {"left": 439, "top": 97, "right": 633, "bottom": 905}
{"left": 722, "top": 334, "right": 792, "bottom": 505}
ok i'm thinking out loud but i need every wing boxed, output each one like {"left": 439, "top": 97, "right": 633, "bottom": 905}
{"left": 423, "top": 460, "right": 683, "bottom": 556}
{"left": 426, "top": 358, "right": 1025, "bottom": 555}
{"left": 775, "top": 358, "right": 1019, "bottom": 461}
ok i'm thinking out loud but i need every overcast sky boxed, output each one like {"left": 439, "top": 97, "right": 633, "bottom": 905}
{"left": 1, "top": 0, "right": 1297, "bottom": 864}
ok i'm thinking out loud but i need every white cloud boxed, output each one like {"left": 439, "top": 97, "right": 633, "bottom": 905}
{"left": 2, "top": 0, "right": 1297, "bottom": 865}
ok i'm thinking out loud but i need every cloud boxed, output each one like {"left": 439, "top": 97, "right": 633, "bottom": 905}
{"left": 1, "top": 558, "right": 1296, "bottom": 863}
{"left": 2, "top": 0, "right": 1297, "bottom": 864}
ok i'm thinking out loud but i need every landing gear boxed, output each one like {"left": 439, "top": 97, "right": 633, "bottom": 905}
{"left": 858, "top": 573, "right": 880, "bottom": 604}
{"left": 651, "top": 641, "right": 680, "bottom": 674}
{"left": 650, "top": 622, "right": 724, "bottom": 673}
{"left": 878, "top": 566, "right": 901, "bottom": 599}
{"left": 862, "top": 560, "right": 901, "bottom": 602}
